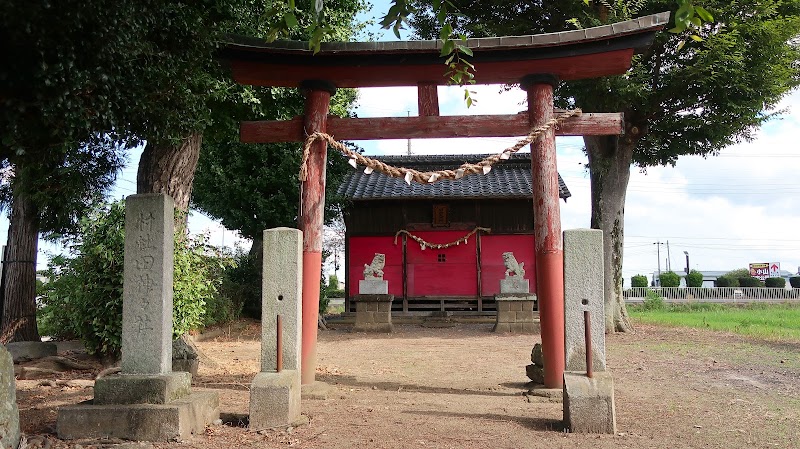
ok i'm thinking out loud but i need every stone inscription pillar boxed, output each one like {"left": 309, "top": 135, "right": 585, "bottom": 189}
{"left": 261, "top": 228, "right": 302, "bottom": 372}
{"left": 121, "top": 193, "right": 174, "bottom": 375}
{"left": 563, "top": 229, "right": 607, "bottom": 372}
{"left": 521, "top": 74, "right": 565, "bottom": 389}
{"left": 250, "top": 227, "right": 303, "bottom": 428}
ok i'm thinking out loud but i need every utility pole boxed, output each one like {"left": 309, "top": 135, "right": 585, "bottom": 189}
{"left": 653, "top": 241, "right": 665, "bottom": 285}
{"left": 666, "top": 240, "right": 671, "bottom": 271}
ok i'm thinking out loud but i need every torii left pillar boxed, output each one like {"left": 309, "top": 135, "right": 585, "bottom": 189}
{"left": 522, "top": 74, "right": 565, "bottom": 389}
{"left": 298, "top": 80, "right": 335, "bottom": 385}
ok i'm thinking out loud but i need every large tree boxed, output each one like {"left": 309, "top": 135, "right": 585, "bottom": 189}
{"left": 192, "top": 2, "right": 365, "bottom": 308}
{"left": 412, "top": 0, "right": 800, "bottom": 331}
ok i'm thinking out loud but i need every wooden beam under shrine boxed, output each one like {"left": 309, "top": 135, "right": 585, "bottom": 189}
{"left": 240, "top": 112, "right": 623, "bottom": 143}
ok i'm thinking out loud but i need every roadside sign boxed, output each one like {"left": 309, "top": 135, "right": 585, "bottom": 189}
{"left": 749, "top": 262, "right": 769, "bottom": 280}
{"left": 769, "top": 262, "right": 781, "bottom": 278}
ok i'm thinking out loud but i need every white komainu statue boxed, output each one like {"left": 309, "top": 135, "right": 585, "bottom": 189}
{"left": 502, "top": 251, "right": 525, "bottom": 278}
{"left": 363, "top": 253, "right": 386, "bottom": 280}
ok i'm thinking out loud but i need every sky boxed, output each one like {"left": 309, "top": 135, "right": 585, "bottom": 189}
{"left": 6, "top": 3, "right": 800, "bottom": 287}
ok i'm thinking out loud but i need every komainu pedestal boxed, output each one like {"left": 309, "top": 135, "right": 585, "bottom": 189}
{"left": 493, "top": 251, "right": 538, "bottom": 333}
{"left": 353, "top": 294, "right": 394, "bottom": 332}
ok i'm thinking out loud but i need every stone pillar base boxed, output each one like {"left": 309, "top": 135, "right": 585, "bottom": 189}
{"left": 493, "top": 294, "right": 538, "bottom": 333}
{"left": 57, "top": 392, "right": 219, "bottom": 441}
{"left": 353, "top": 294, "right": 394, "bottom": 332}
{"left": 249, "top": 370, "right": 301, "bottom": 429}
{"left": 563, "top": 371, "right": 616, "bottom": 434}
{"left": 59, "top": 370, "right": 219, "bottom": 441}
{"left": 94, "top": 372, "right": 191, "bottom": 405}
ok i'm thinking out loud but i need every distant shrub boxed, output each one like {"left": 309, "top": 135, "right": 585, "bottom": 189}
{"left": 686, "top": 270, "right": 704, "bottom": 288}
{"left": 764, "top": 277, "right": 786, "bottom": 288}
{"left": 790, "top": 277, "right": 800, "bottom": 289}
{"left": 659, "top": 271, "right": 681, "bottom": 288}
{"left": 738, "top": 277, "right": 764, "bottom": 287}
{"left": 631, "top": 274, "right": 648, "bottom": 288}
{"left": 715, "top": 276, "right": 733, "bottom": 287}
{"left": 642, "top": 289, "right": 666, "bottom": 311}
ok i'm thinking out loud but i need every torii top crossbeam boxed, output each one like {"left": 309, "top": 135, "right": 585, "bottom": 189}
{"left": 221, "top": 12, "right": 668, "bottom": 390}
{"left": 221, "top": 13, "right": 668, "bottom": 88}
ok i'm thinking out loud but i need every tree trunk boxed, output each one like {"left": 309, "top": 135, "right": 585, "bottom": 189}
{"left": 586, "top": 135, "right": 635, "bottom": 333}
{"left": 1, "top": 187, "right": 42, "bottom": 342}
{"left": 137, "top": 133, "right": 203, "bottom": 220}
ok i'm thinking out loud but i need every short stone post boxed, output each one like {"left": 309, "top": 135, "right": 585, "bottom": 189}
{"left": 562, "top": 229, "right": 616, "bottom": 434}
{"left": 494, "top": 252, "right": 537, "bottom": 333}
{"left": 353, "top": 253, "right": 393, "bottom": 332}
{"left": 0, "top": 345, "right": 20, "bottom": 449}
{"left": 58, "top": 194, "right": 219, "bottom": 441}
{"left": 250, "top": 228, "right": 303, "bottom": 429}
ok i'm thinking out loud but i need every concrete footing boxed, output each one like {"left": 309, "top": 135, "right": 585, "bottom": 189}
{"left": 563, "top": 371, "right": 616, "bottom": 434}
{"left": 57, "top": 391, "right": 219, "bottom": 441}
{"left": 249, "top": 371, "right": 301, "bottom": 429}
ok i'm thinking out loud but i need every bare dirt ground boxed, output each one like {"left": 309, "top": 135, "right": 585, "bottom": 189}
{"left": 16, "top": 320, "right": 800, "bottom": 448}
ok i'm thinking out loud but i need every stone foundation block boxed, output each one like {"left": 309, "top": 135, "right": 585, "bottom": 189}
{"left": 358, "top": 279, "right": 388, "bottom": 294}
{"left": 353, "top": 294, "right": 393, "bottom": 333}
{"left": 57, "top": 391, "right": 219, "bottom": 441}
{"left": 249, "top": 370, "right": 300, "bottom": 429}
{"left": 6, "top": 341, "right": 57, "bottom": 363}
{"left": 563, "top": 371, "right": 616, "bottom": 434}
{"left": 493, "top": 295, "right": 536, "bottom": 333}
{"left": 94, "top": 372, "right": 191, "bottom": 405}
{"left": 500, "top": 278, "right": 529, "bottom": 294}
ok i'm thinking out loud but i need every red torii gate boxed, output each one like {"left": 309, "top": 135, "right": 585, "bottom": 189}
{"left": 221, "top": 12, "right": 667, "bottom": 389}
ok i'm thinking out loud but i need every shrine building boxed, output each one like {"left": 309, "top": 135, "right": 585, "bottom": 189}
{"left": 337, "top": 153, "right": 571, "bottom": 315}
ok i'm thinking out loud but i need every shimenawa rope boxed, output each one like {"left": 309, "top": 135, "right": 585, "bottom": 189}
{"left": 299, "top": 109, "right": 581, "bottom": 183}
{"left": 394, "top": 227, "right": 492, "bottom": 250}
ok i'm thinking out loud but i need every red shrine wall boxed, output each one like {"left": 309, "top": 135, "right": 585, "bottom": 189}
{"left": 348, "top": 232, "right": 536, "bottom": 299}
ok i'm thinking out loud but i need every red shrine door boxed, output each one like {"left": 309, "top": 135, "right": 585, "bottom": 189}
{"left": 406, "top": 230, "right": 478, "bottom": 298}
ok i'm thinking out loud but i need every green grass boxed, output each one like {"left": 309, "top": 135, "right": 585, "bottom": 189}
{"left": 629, "top": 302, "right": 800, "bottom": 342}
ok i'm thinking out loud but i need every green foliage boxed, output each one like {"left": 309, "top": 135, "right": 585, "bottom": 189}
{"left": 38, "top": 200, "right": 236, "bottom": 357}
{"left": 739, "top": 276, "right": 765, "bottom": 288}
{"left": 172, "top": 234, "right": 235, "bottom": 336}
{"left": 715, "top": 276, "right": 733, "bottom": 287}
{"left": 641, "top": 289, "right": 666, "bottom": 311}
{"left": 791, "top": 277, "right": 800, "bottom": 289}
{"left": 218, "top": 249, "right": 262, "bottom": 319}
{"left": 659, "top": 271, "right": 681, "bottom": 288}
{"left": 631, "top": 274, "right": 649, "bottom": 288}
{"left": 686, "top": 269, "right": 704, "bottom": 288}
{"left": 37, "top": 202, "right": 127, "bottom": 355}
{"left": 764, "top": 277, "right": 786, "bottom": 288}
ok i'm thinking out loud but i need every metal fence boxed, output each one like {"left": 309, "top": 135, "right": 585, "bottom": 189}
{"left": 624, "top": 287, "right": 800, "bottom": 304}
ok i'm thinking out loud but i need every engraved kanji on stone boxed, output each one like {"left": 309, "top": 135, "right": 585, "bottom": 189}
{"left": 135, "top": 233, "right": 156, "bottom": 251}
{"left": 137, "top": 211, "right": 156, "bottom": 233}
{"left": 133, "top": 255, "right": 155, "bottom": 271}
{"left": 134, "top": 273, "right": 156, "bottom": 297}
{"left": 135, "top": 314, "right": 155, "bottom": 333}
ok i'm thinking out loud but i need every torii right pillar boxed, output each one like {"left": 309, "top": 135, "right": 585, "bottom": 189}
{"left": 522, "top": 74, "right": 565, "bottom": 389}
